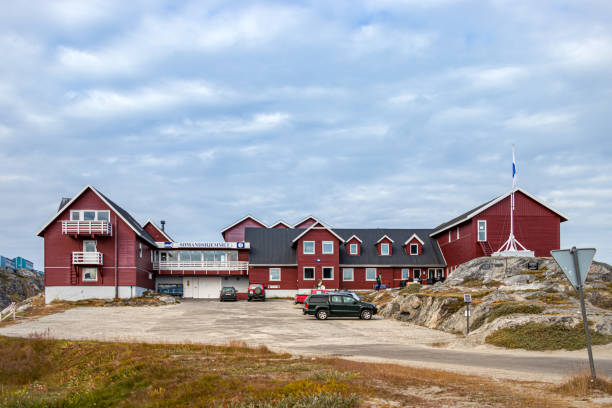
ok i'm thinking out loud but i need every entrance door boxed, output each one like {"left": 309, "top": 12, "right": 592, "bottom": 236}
{"left": 183, "top": 277, "right": 193, "bottom": 298}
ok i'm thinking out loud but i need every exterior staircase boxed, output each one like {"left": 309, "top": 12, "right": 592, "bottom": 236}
{"left": 479, "top": 241, "right": 493, "bottom": 256}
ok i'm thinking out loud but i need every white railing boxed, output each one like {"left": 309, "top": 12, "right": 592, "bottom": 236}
{"left": 153, "top": 261, "right": 249, "bottom": 271}
{"left": 72, "top": 252, "right": 103, "bottom": 265}
{"left": 1, "top": 302, "right": 16, "bottom": 321}
{"left": 62, "top": 220, "right": 112, "bottom": 235}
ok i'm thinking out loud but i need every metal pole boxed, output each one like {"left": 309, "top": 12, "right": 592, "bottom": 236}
{"left": 466, "top": 303, "right": 470, "bottom": 335}
{"left": 571, "top": 246, "right": 596, "bottom": 379}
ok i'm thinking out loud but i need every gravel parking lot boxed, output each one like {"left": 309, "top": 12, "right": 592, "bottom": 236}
{"left": 1, "top": 299, "right": 610, "bottom": 381}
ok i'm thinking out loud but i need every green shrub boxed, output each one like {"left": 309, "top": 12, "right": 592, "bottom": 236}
{"left": 485, "top": 322, "right": 612, "bottom": 351}
{"left": 399, "top": 284, "right": 421, "bottom": 296}
{"left": 488, "top": 302, "right": 544, "bottom": 323}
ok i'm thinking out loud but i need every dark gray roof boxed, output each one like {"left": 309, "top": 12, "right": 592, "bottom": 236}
{"left": 245, "top": 228, "right": 446, "bottom": 267}
{"left": 58, "top": 197, "right": 71, "bottom": 212}
{"left": 94, "top": 188, "right": 156, "bottom": 246}
{"left": 431, "top": 195, "right": 499, "bottom": 237}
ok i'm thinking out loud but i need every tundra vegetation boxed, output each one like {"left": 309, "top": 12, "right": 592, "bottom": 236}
{"left": 1, "top": 335, "right": 610, "bottom": 407}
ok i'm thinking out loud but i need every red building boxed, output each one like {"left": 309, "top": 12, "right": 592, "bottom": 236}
{"left": 430, "top": 188, "right": 568, "bottom": 275}
{"left": 37, "top": 186, "right": 567, "bottom": 301}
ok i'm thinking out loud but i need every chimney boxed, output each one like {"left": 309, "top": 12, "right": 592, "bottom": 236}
{"left": 160, "top": 220, "right": 166, "bottom": 231}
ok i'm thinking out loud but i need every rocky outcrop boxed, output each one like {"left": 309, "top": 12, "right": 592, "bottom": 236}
{"left": 0, "top": 267, "right": 44, "bottom": 309}
{"left": 379, "top": 256, "right": 612, "bottom": 344}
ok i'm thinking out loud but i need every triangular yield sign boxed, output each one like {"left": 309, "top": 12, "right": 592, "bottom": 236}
{"left": 550, "top": 248, "right": 596, "bottom": 289}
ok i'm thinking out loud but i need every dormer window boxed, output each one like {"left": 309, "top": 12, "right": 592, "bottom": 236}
{"left": 410, "top": 243, "right": 419, "bottom": 255}
{"left": 404, "top": 233, "right": 424, "bottom": 256}
{"left": 349, "top": 243, "right": 358, "bottom": 255}
{"left": 381, "top": 243, "right": 390, "bottom": 256}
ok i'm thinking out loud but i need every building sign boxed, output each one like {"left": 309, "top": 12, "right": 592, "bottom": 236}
{"left": 157, "top": 241, "right": 250, "bottom": 249}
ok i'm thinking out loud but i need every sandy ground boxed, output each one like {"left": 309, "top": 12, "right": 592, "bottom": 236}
{"left": 1, "top": 299, "right": 610, "bottom": 382}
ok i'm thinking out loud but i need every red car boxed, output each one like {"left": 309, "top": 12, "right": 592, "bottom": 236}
{"left": 294, "top": 289, "right": 332, "bottom": 304}
{"left": 247, "top": 283, "right": 265, "bottom": 301}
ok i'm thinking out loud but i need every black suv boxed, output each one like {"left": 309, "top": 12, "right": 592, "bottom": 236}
{"left": 303, "top": 294, "right": 377, "bottom": 320}
{"left": 219, "top": 286, "right": 238, "bottom": 302}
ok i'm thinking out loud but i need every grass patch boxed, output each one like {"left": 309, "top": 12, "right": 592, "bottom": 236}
{"left": 554, "top": 371, "right": 612, "bottom": 397}
{"left": 461, "top": 278, "right": 483, "bottom": 288}
{"left": 539, "top": 293, "right": 571, "bottom": 305}
{"left": 488, "top": 302, "right": 544, "bottom": 322}
{"left": 485, "top": 322, "right": 612, "bottom": 351}
{"left": 0, "top": 336, "right": 575, "bottom": 407}
{"left": 399, "top": 284, "right": 421, "bottom": 296}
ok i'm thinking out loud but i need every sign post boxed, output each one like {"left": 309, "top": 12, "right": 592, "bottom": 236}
{"left": 464, "top": 294, "right": 472, "bottom": 334}
{"left": 551, "top": 247, "right": 597, "bottom": 379}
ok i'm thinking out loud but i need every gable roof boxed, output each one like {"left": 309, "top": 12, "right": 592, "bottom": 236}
{"left": 345, "top": 234, "right": 363, "bottom": 243}
{"left": 376, "top": 234, "right": 395, "bottom": 244}
{"left": 293, "top": 215, "right": 323, "bottom": 228}
{"left": 143, "top": 220, "right": 174, "bottom": 242}
{"left": 246, "top": 228, "right": 446, "bottom": 267}
{"left": 404, "top": 233, "right": 424, "bottom": 245}
{"left": 430, "top": 188, "right": 569, "bottom": 237}
{"left": 221, "top": 215, "right": 267, "bottom": 234}
{"left": 37, "top": 185, "right": 156, "bottom": 246}
{"left": 269, "top": 220, "right": 292, "bottom": 228}
{"left": 291, "top": 221, "right": 345, "bottom": 244}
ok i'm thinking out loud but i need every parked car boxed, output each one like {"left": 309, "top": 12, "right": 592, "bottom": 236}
{"left": 247, "top": 283, "right": 265, "bottom": 301}
{"left": 294, "top": 288, "right": 335, "bottom": 304}
{"left": 303, "top": 293, "right": 377, "bottom": 320}
{"left": 219, "top": 286, "right": 238, "bottom": 302}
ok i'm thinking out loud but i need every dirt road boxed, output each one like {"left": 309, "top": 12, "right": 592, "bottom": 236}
{"left": 1, "top": 299, "right": 610, "bottom": 381}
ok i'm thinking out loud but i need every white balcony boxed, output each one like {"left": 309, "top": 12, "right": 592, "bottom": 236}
{"left": 153, "top": 260, "right": 248, "bottom": 272}
{"left": 62, "top": 220, "right": 112, "bottom": 236}
{"left": 72, "top": 252, "right": 103, "bottom": 265}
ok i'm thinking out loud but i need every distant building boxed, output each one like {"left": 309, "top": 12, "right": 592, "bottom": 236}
{"left": 13, "top": 257, "right": 34, "bottom": 270}
{"left": 0, "top": 256, "right": 15, "bottom": 269}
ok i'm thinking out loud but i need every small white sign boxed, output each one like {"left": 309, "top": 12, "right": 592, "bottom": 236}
{"left": 157, "top": 241, "right": 250, "bottom": 249}
{"left": 268, "top": 285, "right": 280, "bottom": 289}
{"left": 464, "top": 294, "right": 472, "bottom": 303}
{"left": 464, "top": 310, "right": 471, "bottom": 317}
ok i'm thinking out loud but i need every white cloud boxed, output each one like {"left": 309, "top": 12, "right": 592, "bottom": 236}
{"left": 504, "top": 112, "right": 575, "bottom": 130}
{"left": 551, "top": 37, "right": 612, "bottom": 69}
{"left": 451, "top": 66, "right": 527, "bottom": 88}
{"left": 350, "top": 24, "right": 434, "bottom": 55}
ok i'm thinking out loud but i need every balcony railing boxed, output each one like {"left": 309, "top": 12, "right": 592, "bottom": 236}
{"left": 72, "top": 252, "right": 103, "bottom": 265}
{"left": 153, "top": 261, "right": 249, "bottom": 271}
{"left": 62, "top": 220, "right": 112, "bottom": 236}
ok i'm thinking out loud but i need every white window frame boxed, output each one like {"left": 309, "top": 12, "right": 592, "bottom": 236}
{"left": 269, "top": 268, "right": 281, "bottom": 281}
{"left": 456, "top": 226, "right": 460, "bottom": 240}
{"left": 342, "top": 268, "right": 354, "bottom": 281}
{"left": 448, "top": 230, "right": 452, "bottom": 243}
{"left": 477, "top": 220, "right": 487, "bottom": 242}
{"left": 303, "top": 241, "right": 315, "bottom": 254}
{"left": 413, "top": 268, "right": 421, "bottom": 279}
{"left": 83, "top": 240, "right": 97, "bottom": 252}
{"left": 322, "top": 241, "right": 334, "bottom": 255}
{"left": 349, "top": 243, "right": 358, "bottom": 255}
{"left": 139, "top": 242, "right": 143, "bottom": 258}
{"left": 401, "top": 269, "right": 410, "bottom": 280}
{"left": 70, "top": 210, "right": 110, "bottom": 222}
{"left": 428, "top": 269, "right": 435, "bottom": 279}
{"left": 322, "top": 266, "right": 334, "bottom": 280}
{"left": 303, "top": 267, "right": 315, "bottom": 281}
{"left": 365, "top": 268, "right": 377, "bottom": 281}
{"left": 81, "top": 267, "right": 98, "bottom": 282}
{"left": 410, "top": 243, "right": 419, "bottom": 255}
{"left": 380, "top": 243, "right": 390, "bottom": 256}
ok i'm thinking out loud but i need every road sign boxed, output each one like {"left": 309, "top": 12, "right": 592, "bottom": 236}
{"left": 464, "top": 294, "right": 472, "bottom": 303}
{"left": 551, "top": 248, "right": 596, "bottom": 288}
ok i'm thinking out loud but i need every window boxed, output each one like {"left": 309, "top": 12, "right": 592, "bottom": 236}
{"left": 83, "top": 240, "right": 96, "bottom": 252}
{"left": 303, "top": 267, "right": 315, "bottom": 280}
{"left": 331, "top": 295, "right": 343, "bottom": 304}
{"left": 269, "top": 268, "right": 281, "bottom": 281}
{"left": 477, "top": 220, "right": 487, "bottom": 242}
{"left": 381, "top": 243, "right": 390, "bottom": 255}
{"left": 410, "top": 243, "right": 419, "bottom": 255}
{"left": 401, "top": 269, "right": 410, "bottom": 280}
{"left": 323, "top": 267, "right": 333, "bottom": 280}
{"left": 342, "top": 295, "right": 355, "bottom": 304}
{"left": 456, "top": 227, "right": 460, "bottom": 240}
{"left": 448, "top": 230, "right": 451, "bottom": 243}
{"left": 70, "top": 210, "right": 110, "bottom": 222}
{"left": 413, "top": 269, "right": 421, "bottom": 279}
{"left": 428, "top": 269, "right": 435, "bottom": 279}
{"left": 342, "top": 268, "right": 354, "bottom": 281}
{"left": 322, "top": 241, "right": 334, "bottom": 254}
{"left": 349, "top": 243, "right": 358, "bottom": 255}
{"left": 436, "top": 269, "right": 444, "bottom": 279}
{"left": 139, "top": 243, "right": 143, "bottom": 258}
{"left": 303, "top": 241, "right": 315, "bottom": 254}
{"left": 82, "top": 267, "right": 97, "bottom": 282}
{"left": 365, "top": 268, "right": 377, "bottom": 281}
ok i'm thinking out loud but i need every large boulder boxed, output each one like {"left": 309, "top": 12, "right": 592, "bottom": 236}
{"left": 0, "top": 267, "right": 44, "bottom": 309}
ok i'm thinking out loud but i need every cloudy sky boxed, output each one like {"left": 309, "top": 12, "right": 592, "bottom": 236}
{"left": 1, "top": 0, "right": 611, "bottom": 267}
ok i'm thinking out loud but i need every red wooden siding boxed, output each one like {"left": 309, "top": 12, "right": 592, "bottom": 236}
{"left": 144, "top": 223, "right": 169, "bottom": 242}
{"left": 404, "top": 237, "right": 423, "bottom": 255}
{"left": 345, "top": 237, "right": 361, "bottom": 255}
{"left": 294, "top": 217, "right": 318, "bottom": 229}
{"left": 376, "top": 237, "right": 394, "bottom": 256}
{"left": 223, "top": 217, "right": 266, "bottom": 242}
{"left": 296, "top": 228, "right": 341, "bottom": 290}
{"left": 248, "top": 266, "right": 298, "bottom": 289}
